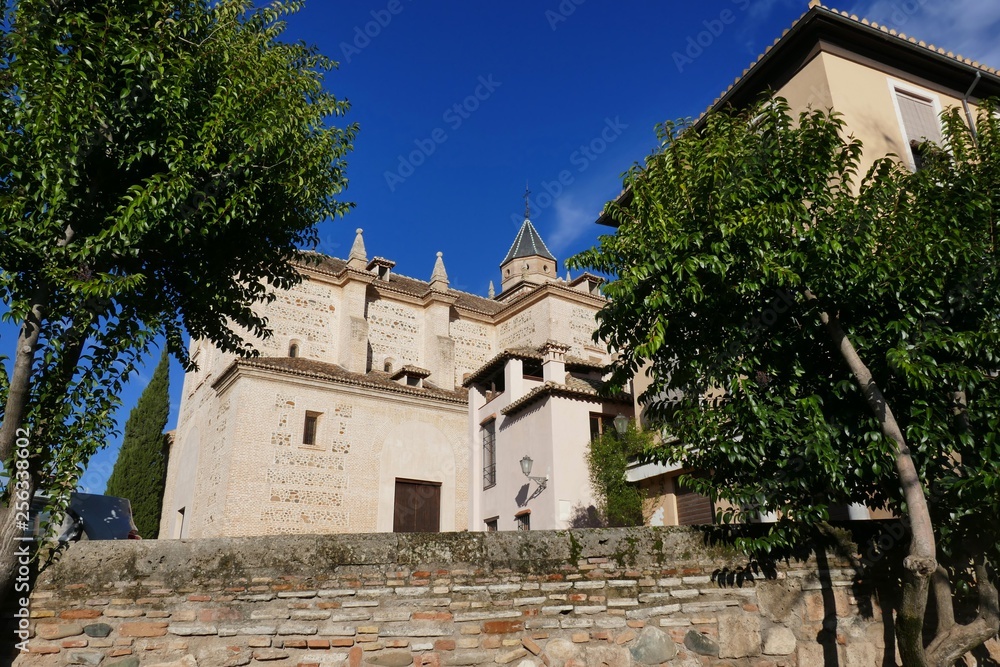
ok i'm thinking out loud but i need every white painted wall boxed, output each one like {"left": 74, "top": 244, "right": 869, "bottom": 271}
{"left": 471, "top": 357, "right": 633, "bottom": 531}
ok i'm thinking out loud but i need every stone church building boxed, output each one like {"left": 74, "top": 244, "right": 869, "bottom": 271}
{"left": 160, "top": 220, "right": 624, "bottom": 538}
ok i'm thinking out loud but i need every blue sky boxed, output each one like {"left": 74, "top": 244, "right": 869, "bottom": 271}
{"left": 3, "top": 0, "right": 1000, "bottom": 494}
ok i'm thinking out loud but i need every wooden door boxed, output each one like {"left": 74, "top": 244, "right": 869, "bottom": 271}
{"left": 393, "top": 479, "right": 441, "bottom": 533}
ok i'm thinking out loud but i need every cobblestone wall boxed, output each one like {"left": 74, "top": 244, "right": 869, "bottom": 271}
{"left": 15, "top": 527, "right": 970, "bottom": 667}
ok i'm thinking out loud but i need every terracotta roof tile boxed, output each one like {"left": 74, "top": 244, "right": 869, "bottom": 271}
{"left": 229, "top": 356, "right": 468, "bottom": 404}
{"left": 391, "top": 364, "right": 431, "bottom": 380}
{"left": 500, "top": 377, "right": 631, "bottom": 418}
{"left": 463, "top": 346, "right": 608, "bottom": 387}
{"left": 293, "top": 253, "right": 503, "bottom": 316}
{"left": 702, "top": 3, "right": 1000, "bottom": 124}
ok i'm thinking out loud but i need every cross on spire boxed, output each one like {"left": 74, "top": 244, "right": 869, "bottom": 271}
{"left": 523, "top": 182, "right": 531, "bottom": 219}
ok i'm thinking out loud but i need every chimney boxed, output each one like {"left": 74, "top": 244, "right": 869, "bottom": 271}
{"left": 541, "top": 340, "right": 570, "bottom": 383}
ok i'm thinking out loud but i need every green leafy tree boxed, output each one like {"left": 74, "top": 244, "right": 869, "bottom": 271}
{"left": 0, "top": 0, "right": 355, "bottom": 616}
{"left": 105, "top": 349, "right": 171, "bottom": 539}
{"left": 586, "top": 426, "right": 650, "bottom": 527}
{"left": 570, "top": 98, "right": 1000, "bottom": 666}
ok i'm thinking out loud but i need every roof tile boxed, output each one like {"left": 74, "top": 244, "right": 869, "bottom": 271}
{"left": 231, "top": 356, "right": 468, "bottom": 404}
{"left": 502, "top": 219, "right": 556, "bottom": 264}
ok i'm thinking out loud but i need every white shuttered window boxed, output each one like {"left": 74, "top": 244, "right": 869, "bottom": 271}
{"left": 896, "top": 91, "right": 942, "bottom": 145}
{"left": 895, "top": 90, "right": 942, "bottom": 170}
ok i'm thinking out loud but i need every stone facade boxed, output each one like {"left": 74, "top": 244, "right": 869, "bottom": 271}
{"left": 13, "top": 527, "right": 971, "bottom": 667}
{"left": 161, "top": 222, "right": 612, "bottom": 538}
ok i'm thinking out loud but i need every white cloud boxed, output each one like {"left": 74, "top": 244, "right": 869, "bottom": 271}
{"left": 744, "top": 0, "right": 800, "bottom": 29}
{"left": 846, "top": 0, "right": 1000, "bottom": 66}
{"left": 737, "top": 0, "right": 1000, "bottom": 68}
{"left": 547, "top": 195, "right": 593, "bottom": 255}
{"left": 737, "top": 0, "right": 804, "bottom": 54}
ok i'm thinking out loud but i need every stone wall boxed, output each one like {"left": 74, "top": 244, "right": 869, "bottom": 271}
{"left": 9, "top": 527, "right": 926, "bottom": 667}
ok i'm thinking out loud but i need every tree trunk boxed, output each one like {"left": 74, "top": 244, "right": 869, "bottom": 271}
{"left": 1, "top": 301, "right": 91, "bottom": 659}
{"left": 806, "top": 292, "right": 938, "bottom": 666}
{"left": 0, "top": 287, "right": 47, "bottom": 464}
{"left": 2, "top": 226, "right": 75, "bottom": 463}
{"left": 810, "top": 297, "right": 1000, "bottom": 665}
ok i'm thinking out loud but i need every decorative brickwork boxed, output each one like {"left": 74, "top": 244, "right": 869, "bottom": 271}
{"left": 497, "top": 311, "right": 538, "bottom": 351}
{"left": 368, "top": 300, "right": 422, "bottom": 369}
{"left": 8, "top": 527, "right": 943, "bottom": 667}
{"left": 449, "top": 319, "right": 493, "bottom": 388}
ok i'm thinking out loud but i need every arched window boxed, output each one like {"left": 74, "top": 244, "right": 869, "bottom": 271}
{"left": 289, "top": 343, "right": 299, "bottom": 358}
{"left": 384, "top": 358, "right": 394, "bottom": 373}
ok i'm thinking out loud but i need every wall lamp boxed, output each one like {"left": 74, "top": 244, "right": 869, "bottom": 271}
{"left": 520, "top": 455, "right": 548, "bottom": 493}
{"left": 613, "top": 413, "right": 631, "bottom": 436}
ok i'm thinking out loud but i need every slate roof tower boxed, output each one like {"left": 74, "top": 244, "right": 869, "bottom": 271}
{"left": 499, "top": 217, "right": 557, "bottom": 295}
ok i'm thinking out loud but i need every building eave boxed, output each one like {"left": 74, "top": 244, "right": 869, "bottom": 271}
{"left": 500, "top": 381, "right": 632, "bottom": 418}
{"left": 702, "top": 4, "right": 1000, "bottom": 128}
{"left": 595, "top": 3, "right": 1000, "bottom": 228}
{"left": 212, "top": 358, "right": 468, "bottom": 405}
{"left": 462, "top": 347, "right": 607, "bottom": 389}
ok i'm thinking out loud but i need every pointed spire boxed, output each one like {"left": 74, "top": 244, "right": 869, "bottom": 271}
{"left": 488, "top": 281, "right": 495, "bottom": 299}
{"left": 502, "top": 218, "right": 556, "bottom": 264}
{"left": 430, "top": 251, "right": 449, "bottom": 292}
{"left": 348, "top": 228, "right": 367, "bottom": 269}
{"left": 523, "top": 182, "right": 532, "bottom": 220}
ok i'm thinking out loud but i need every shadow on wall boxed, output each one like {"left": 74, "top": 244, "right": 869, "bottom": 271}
{"left": 514, "top": 482, "right": 530, "bottom": 509}
{"left": 567, "top": 503, "right": 603, "bottom": 528}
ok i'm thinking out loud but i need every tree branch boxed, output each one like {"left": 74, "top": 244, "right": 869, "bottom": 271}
{"left": 926, "top": 556, "right": 999, "bottom": 666}
{"left": 932, "top": 566, "right": 955, "bottom": 635}
{"left": 0, "top": 285, "right": 48, "bottom": 464}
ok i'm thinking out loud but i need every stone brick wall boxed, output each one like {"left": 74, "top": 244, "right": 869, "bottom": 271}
{"left": 11, "top": 527, "right": 921, "bottom": 667}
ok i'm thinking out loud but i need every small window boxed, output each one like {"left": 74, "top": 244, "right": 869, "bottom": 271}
{"left": 894, "top": 89, "right": 942, "bottom": 171}
{"left": 485, "top": 517, "right": 498, "bottom": 532}
{"left": 303, "top": 411, "right": 320, "bottom": 446}
{"left": 515, "top": 512, "right": 530, "bottom": 531}
{"left": 288, "top": 343, "right": 299, "bottom": 358}
{"left": 589, "top": 413, "right": 619, "bottom": 439}
{"left": 384, "top": 359, "right": 394, "bottom": 373}
{"left": 482, "top": 420, "right": 496, "bottom": 490}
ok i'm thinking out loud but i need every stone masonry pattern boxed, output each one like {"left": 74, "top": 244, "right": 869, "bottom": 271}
{"left": 15, "top": 527, "right": 988, "bottom": 667}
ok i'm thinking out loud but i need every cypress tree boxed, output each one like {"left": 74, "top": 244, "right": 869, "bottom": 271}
{"left": 105, "top": 349, "right": 170, "bottom": 538}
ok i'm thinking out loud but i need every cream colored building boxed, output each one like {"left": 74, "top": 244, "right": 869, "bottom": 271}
{"left": 160, "top": 219, "right": 623, "bottom": 537}
{"left": 607, "top": 1, "right": 1000, "bottom": 525}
